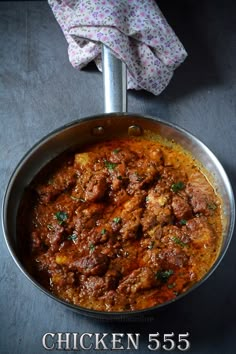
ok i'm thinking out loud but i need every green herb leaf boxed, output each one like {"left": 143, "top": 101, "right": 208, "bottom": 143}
{"left": 113, "top": 148, "right": 120, "bottom": 154}
{"left": 89, "top": 243, "right": 95, "bottom": 252}
{"left": 172, "top": 236, "right": 187, "bottom": 247}
{"left": 101, "top": 228, "right": 107, "bottom": 235}
{"left": 179, "top": 219, "right": 187, "bottom": 225}
{"left": 54, "top": 211, "right": 68, "bottom": 225}
{"left": 104, "top": 160, "right": 118, "bottom": 170}
{"left": 113, "top": 217, "right": 122, "bottom": 224}
{"left": 171, "top": 181, "right": 185, "bottom": 193}
{"left": 67, "top": 234, "right": 77, "bottom": 241}
{"left": 156, "top": 269, "right": 174, "bottom": 283}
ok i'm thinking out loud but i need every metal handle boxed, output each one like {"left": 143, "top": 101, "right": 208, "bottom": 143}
{"left": 102, "top": 45, "right": 127, "bottom": 113}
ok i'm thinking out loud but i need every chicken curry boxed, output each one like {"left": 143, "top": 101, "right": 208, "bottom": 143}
{"left": 18, "top": 136, "right": 222, "bottom": 311}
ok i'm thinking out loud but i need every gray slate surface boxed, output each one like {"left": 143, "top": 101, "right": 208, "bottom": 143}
{"left": 1, "top": 1, "right": 236, "bottom": 353}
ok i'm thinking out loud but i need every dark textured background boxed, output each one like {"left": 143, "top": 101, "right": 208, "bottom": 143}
{"left": 1, "top": 1, "right": 236, "bottom": 353}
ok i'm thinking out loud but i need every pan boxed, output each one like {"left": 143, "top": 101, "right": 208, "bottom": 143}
{"left": 2, "top": 46, "right": 235, "bottom": 320}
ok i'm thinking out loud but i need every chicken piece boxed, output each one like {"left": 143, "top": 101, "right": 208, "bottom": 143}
{"left": 127, "top": 160, "right": 160, "bottom": 194}
{"left": 171, "top": 194, "right": 193, "bottom": 220}
{"left": 120, "top": 208, "right": 143, "bottom": 240}
{"left": 186, "top": 216, "right": 215, "bottom": 248}
{"left": 73, "top": 203, "right": 104, "bottom": 232}
{"left": 118, "top": 267, "right": 156, "bottom": 294}
{"left": 186, "top": 172, "right": 216, "bottom": 215}
{"left": 109, "top": 146, "right": 138, "bottom": 164}
{"left": 70, "top": 253, "right": 110, "bottom": 276}
{"left": 114, "top": 191, "right": 145, "bottom": 240}
{"left": 158, "top": 247, "right": 189, "bottom": 268}
{"left": 36, "top": 166, "right": 77, "bottom": 204}
{"left": 81, "top": 270, "right": 121, "bottom": 297}
{"left": 85, "top": 172, "right": 107, "bottom": 202}
{"left": 141, "top": 189, "right": 173, "bottom": 231}
{"left": 48, "top": 224, "right": 65, "bottom": 252}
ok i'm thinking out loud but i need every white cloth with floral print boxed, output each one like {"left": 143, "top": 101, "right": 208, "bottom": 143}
{"left": 48, "top": 0, "right": 187, "bottom": 95}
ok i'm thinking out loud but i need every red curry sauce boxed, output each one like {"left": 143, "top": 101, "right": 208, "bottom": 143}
{"left": 18, "top": 137, "right": 222, "bottom": 311}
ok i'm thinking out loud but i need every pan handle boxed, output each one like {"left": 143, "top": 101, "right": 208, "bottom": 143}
{"left": 102, "top": 45, "right": 127, "bottom": 113}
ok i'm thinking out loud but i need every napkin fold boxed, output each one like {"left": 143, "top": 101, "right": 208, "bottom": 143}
{"left": 49, "top": 0, "right": 187, "bottom": 95}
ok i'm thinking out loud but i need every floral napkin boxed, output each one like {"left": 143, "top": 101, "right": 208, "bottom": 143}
{"left": 48, "top": 0, "right": 187, "bottom": 95}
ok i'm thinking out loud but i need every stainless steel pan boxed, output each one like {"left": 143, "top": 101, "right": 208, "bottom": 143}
{"left": 2, "top": 46, "right": 235, "bottom": 319}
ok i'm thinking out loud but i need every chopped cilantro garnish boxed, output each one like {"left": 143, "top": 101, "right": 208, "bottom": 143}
{"left": 171, "top": 181, "right": 185, "bottom": 193}
{"left": 89, "top": 243, "right": 95, "bottom": 252}
{"left": 172, "top": 236, "right": 188, "bottom": 247}
{"left": 104, "top": 160, "right": 118, "bottom": 170}
{"left": 101, "top": 228, "right": 107, "bottom": 235}
{"left": 54, "top": 211, "right": 68, "bottom": 225}
{"left": 179, "top": 219, "right": 187, "bottom": 225}
{"left": 156, "top": 269, "right": 174, "bottom": 283}
{"left": 67, "top": 234, "right": 77, "bottom": 241}
{"left": 113, "top": 148, "right": 120, "bottom": 154}
{"left": 113, "top": 217, "right": 122, "bottom": 224}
